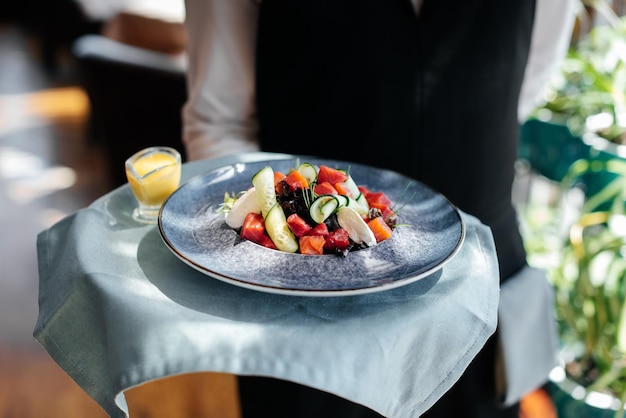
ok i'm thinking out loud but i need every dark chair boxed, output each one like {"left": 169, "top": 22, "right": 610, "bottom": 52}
{"left": 71, "top": 34, "right": 187, "bottom": 188}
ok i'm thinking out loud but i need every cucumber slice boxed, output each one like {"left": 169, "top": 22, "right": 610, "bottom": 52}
{"left": 351, "top": 193, "right": 370, "bottom": 215}
{"left": 224, "top": 187, "right": 260, "bottom": 228}
{"left": 341, "top": 173, "right": 369, "bottom": 213}
{"left": 336, "top": 206, "right": 376, "bottom": 247}
{"left": 309, "top": 195, "right": 339, "bottom": 224}
{"left": 297, "top": 162, "right": 318, "bottom": 184}
{"left": 265, "top": 204, "right": 299, "bottom": 253}
{"left": 335, "top": 195, "right": 350, "bottom": 208}
{"left": 252, "top": 166, "right": 277, "bottom": 218}
{"left": 343, "top": 174, "right": 361, "bottom": 197}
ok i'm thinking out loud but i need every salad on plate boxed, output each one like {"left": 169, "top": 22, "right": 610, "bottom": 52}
{"left": 219, "top": 162, "right": 400, "bottom": 255}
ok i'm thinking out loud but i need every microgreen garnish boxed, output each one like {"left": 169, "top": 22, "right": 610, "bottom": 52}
{"left": 304, "top": 183, "right": 314, "bottom": 208}
{"left": 391, "top": 181, "right": 416, "bottom": 215}
{"left": 217, "top": 191, "right": 244, "bottom": 213}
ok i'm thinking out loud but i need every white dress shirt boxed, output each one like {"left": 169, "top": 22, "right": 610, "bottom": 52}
{"left": 182, "top": 0, "right": 576, "bottom": 161}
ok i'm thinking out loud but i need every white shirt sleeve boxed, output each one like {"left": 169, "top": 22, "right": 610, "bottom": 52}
{"left": 518, "top": 0, "right": 577, "bottom": 122}
{"left": 182, "top": 0, "right": 261, "bottom": 161}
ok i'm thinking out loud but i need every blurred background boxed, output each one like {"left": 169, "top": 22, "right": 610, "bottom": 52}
{"left": 0, "top": 0, "right": 625, "bottom": 417}
{"left": 0, "top": 1, "right": 238, "bottom": 417}
{"left": 0, "top": 1, "right": 112, "bottom": 416}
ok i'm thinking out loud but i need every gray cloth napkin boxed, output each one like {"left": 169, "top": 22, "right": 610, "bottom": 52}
{"left": 498, "top": 265, "right": 558, "bottom": 406}
{"left": 34, "top": 153, "right": 500, "bottom": 418}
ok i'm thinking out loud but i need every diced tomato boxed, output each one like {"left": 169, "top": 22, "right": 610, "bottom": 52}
{"left": 314, "top": 182, "right": 338, "bottom": 196}
{"left": 240, "top": 213, "right": 265, "bottom": 242}
{"left": 257, "top": 234, "right": 278, "bottom": 249}
{"left": 274, "top": 171, "right": 286, "bottom": 183}
{"left": 283, "top": 169, "right": 309, "bottom": 191}
{"left": 334, "top": 182, "right": 352, "bottom": 197}
{"left": 324, "top": 228, "right": 350, "bottom": 251}
{"left": 382, "top": 207, "right": 397, "bottom": 222}
{"left": 299, "top": 235, "right": 326, "bottom": 255}
{"left": 370, "top": 202, "right": 389, "bottom": 212}
{"left": 364, "top": 191, "right": 393, "bottom": 211}
{"left": 367, "top": 216, "right": 393, "bottom": 243}
{"left": 286, "top": 213, "right": 312, "bottom": 238}
{"left": 358, "top": 186, "right": 372, "bottom": 196}
{"left": 274, "top": 172, "right": 286, "bottom": 194}
{"left": 307, "top": 222, "right": 329, "bottom": 237}
{"left": 317, "top": 165, "right": 348, "bottom": 185}
{"left": 240, "top": 213, "right": 277, "bottom": 249}
{"left": 359, "top": 186, "right": 395, "bottom": 212}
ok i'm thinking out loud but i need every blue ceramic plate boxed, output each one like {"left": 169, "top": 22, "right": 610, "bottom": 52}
{"left": 158, "top": 158, "right": 465, "bottom": 296}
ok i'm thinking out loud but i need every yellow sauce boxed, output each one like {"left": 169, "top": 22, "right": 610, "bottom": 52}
{"left": 126, "top": 152, "right": 181, "bottom": 206}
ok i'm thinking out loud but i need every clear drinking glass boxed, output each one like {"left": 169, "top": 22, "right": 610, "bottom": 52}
{"left": 125, "top": 146, "right": 182, "bottom": 224}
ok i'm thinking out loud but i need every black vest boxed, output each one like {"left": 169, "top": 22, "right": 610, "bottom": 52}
{"left": 256, "top": 0, "right": 535, "bottom": 280}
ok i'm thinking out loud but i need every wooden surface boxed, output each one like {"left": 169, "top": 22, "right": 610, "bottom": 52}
{"left": 0, "top": 345, "right": 107, "bottom": 418}
{"left": 0, "top": 345, "right": 240, "bottom": 418}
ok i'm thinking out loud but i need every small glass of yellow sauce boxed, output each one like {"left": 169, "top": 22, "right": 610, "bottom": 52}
{"left": 125, "top": 146, "right": 181, "bottom": 224}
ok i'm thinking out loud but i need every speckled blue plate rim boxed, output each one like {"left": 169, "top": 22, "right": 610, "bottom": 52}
{"left": 158, "top": 157, "right": 465, "bottom": 297}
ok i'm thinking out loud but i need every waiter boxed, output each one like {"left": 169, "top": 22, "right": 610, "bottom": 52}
{"left": 182, "top": 0, "right": 575, "bottom": 416}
